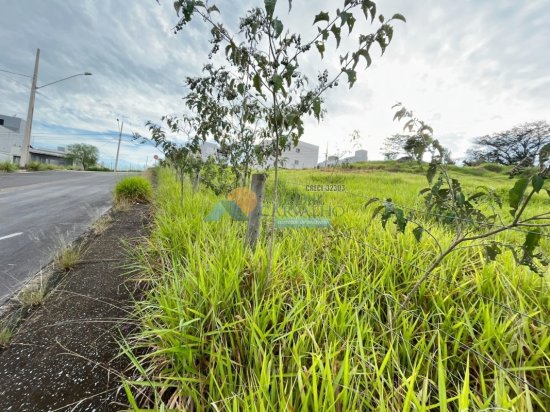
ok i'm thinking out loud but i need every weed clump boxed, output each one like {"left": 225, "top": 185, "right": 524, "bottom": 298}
{"left": 0, "top": 161, "right": 18, "bottom": 172}
{"left": 115, "top": 176, "right": 152, "bottom": 203}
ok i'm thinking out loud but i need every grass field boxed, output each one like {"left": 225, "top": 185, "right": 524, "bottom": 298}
{"left": 124, "top": 165, "right": 549, "bottom": 411}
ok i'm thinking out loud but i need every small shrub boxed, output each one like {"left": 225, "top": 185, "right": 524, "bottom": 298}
{"left": 115, "top": 176, "right": 152, "bottom": 203}
{"left": 88, "top": 165, "right": 111, "bottom": 172}
{"left": 0, "top": 161, "right": 17, "bottom": 172}
{"left": 480, "top": 163, "right": 504, "bottom": 173}
{"left": 17, "top": 285, "right": 46, "bottom": 307}
{"left": 54, "top": 245, "right": 81, "bottom": 271}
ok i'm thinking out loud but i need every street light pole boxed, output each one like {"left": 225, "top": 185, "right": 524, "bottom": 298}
{"left": 19, "top": 48, "right": 92, "bottom": 168}
{"left": 20, "top": 48, "right": 40, "bottom": 168}
{"left": 114, "top": 119, "right": 123, "bottom": 172}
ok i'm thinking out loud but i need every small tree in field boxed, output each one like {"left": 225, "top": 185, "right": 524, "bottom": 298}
{"left": 167, "top": 0, "right": 406, "bottom": 276}
{"left": 66, "top": 143, "right": 99, "bottom": 170}
{"left": 368, "top": 104, "right": 550, "bottom": 315}
{"left": 185, "top": 64, "right": 267, "bottom": 188}
{"left": 136, "top": 115, "right": 203, "bottom": 206}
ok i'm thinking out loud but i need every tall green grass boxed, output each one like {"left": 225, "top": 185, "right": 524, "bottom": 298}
{"left": 0, "top": 161, "right": 18, "bottom": 172}
{"left": 124, "top": 167, "right": 549, "bottom": 411}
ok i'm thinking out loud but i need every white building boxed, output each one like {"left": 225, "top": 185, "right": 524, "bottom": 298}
{"left": 0, "top": 115, "right": 26, "bottom": 163}
{"left": 199, "top": 141, "right": 219, "bottom": 160}
{"left": 318, "top": 149, "right": 368, "bottom": 167}
{"left": 342, "top": 149, "right": 368, "bottom": 164}
{"left": 262, "top": 140, "right": 319, "bottom": 169}
{"left": 0, "top": 114, "right": 69, "bottom": 166}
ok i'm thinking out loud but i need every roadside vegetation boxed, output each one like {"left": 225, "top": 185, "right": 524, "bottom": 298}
{"left": 54, "top": 243, "right": 82, "bottom": 272}
{"left": 123, "top": 165, "right": 549, "bottom": 410}
{"left": 120, "top": 1, "right": 549, "bottom": 409}
{"left": 0, "top": 161, "right": 18, "bottom": 172}
{"left": 114, "top": 176, "right": 153, "bottom": 204}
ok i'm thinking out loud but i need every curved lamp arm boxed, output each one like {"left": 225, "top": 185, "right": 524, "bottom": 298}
{"left": 36, "top": 72, "right": 92, "bottom": 89}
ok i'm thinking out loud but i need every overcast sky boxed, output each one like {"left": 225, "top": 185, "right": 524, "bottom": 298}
{"left": 0, "top": 0, "right": 549, "bottom": 167}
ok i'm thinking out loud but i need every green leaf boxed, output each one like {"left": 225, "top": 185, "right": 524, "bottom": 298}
{"left": 532, "top": 175, "right": 544, "bottom": 193}
{"left": 207, "top": 4, "right": 220, "bottom": 13}
{"left": 313, "top": 97, "right": 322, "bottom": 120}
{"left": 372, "top": 205, "right": 384, "bottom": 219}
{"left": 264, "top": 0, "right": 277, "bottom": 18}
{"left": 339, "top": 11, "right": 355, "bottom": 32}
{"left": 253, "top": 73, "right": 262, "bottom": 95}
{"left": 237, "top": 83, "right": 245, "bottom": 95}
{"left": 455, "top": 191, "right": 466, "bottom": 206}
{"left": 546, "top": 189, "right": 550, "bottom": 198}
{"left": 523, "top": 230, "right": 541, "bottom": 254}
{"left": 313, "top": 11, "right": 330, "bottom": 25}
{"left": 364, "top": 197, "right": 380, "bottom": 208}
{"left": 508, "top": 178, "right": 529, "bottom": 216}
{"left": 272, "top": 18, "right": 284, "bottom": 38}
{"left": 391, "top": 13, "right": 406, "bottom": 22}
{"left": 331, "top": 25, "right": 341, "bottom": 47}
{"left": 356, "top": 49, "right": 372, "bottom": 67}
{"left": 272, "top": 74, "right": 284, "bottom": 93}
{"left": 412, "top": 226, "right": 423, "bottom": 242}
{"left": 378, "top": 14, "right": 384, "bottom": 23}
{"left": 394, "top": 208, "right": 407, "bottom": 232}
{"left": 426, "top": 163, "right": 437, "bottom": 184}
{"left": 316, "top": 42, "right": 325, "bottom": 58}
{"left": 343, "top": 68, "right": 357, "bottom": 88}
{"left": 362, "top": 1, "right": 376, "bottom": 23}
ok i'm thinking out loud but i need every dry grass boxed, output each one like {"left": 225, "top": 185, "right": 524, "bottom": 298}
{"left": 92, "top": 214, "right": 112, "bottom": 236}
{"left": 17, "top": 284, "right": 47, "bottom": 307}
{"left": 54, "top": 244, "right": 82, "bottom": 271}
{"left": 113, "top": 197, "right": 132, "bottom": 212}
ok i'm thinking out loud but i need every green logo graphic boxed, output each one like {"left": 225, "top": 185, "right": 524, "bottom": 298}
{"left": 205, "top": 187, "right": 257, "bottom": 222}
{"left": 204, "top": 200, "right": 249, "bottom": 221}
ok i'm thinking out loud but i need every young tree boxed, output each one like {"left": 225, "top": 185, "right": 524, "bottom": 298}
{"left": 369, "top": 105, "right": 549, "bottom": 315}
{"left": 464, "top": 120, "right": 550, "bottom": 166}
{"left": 136, "top": 115, "right": 203, "bottom": 206}
{"left": 66, "top": 143, "right": 99, "bottom": 170}
{"left": 168, "top": 0, "right": 406, "bottom": 276}
{"left": 185, "top": 64, "right": 266, "bottom": 188}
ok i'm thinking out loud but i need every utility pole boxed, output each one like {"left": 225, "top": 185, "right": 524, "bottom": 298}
{"left": 114, "top": 118, "right": 123, "bottom": 172}
{"left": 20, "top": 49, "right": 40, "bottom": 168}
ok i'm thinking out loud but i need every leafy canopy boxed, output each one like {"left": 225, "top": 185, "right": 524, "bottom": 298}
{"left": 66, "top": 143, "right": 99, "bottom": 170}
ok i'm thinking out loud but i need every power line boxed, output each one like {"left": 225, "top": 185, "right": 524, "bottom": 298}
{"left": 0, "top": 68, "right": 31, "bottom": 78}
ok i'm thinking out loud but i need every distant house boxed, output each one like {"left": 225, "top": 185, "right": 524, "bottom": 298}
{"left": 0, "top": 115, "right": 26, "bottom": 164}
{"left": 29, "top": 146, "right": 69, "bottom": 166}
{"left": 262, "top": 140, "right": 320, "bottom": 169}
{"left": 342, "top": 149, "right": 368, "bottom": 164}
{"left": 318, "top": 155, "right": 340, "bottom": 168}
{"left": 318, "top": 149, "right": 368, "bottom": 167}
{"left": 0, "top": 114, "right": 69, "bottom": 166}
{"left": 199, "top": 141, "right": 219, "bottom": 160}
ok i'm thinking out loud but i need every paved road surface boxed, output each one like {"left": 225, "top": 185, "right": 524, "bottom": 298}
{"left": 0, "top": 171, "right": 125, "bottom": 302}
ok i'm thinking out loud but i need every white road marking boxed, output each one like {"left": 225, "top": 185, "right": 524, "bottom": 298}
{"left": 0, "top": 232, "right": 23, "bottom": 241}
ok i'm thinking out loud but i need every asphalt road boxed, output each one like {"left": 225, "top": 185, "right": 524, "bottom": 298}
{"left": 0, "top": 171, "right": 125, "bottom": 302}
